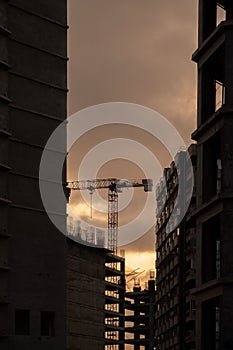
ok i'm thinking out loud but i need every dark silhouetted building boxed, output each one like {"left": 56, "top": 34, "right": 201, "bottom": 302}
{"left": 125, "top": 276, "right": 156, "bottom": 350}
{"left": 192, "top": 1, "right": 233, "bottom": 349}
{"left": 66, "top": 238, "right": 108, "bottom": 350}
{"left": 0, "top": 1, "right": 68, "bottom": 349}
{"left": 105, "top": 252, "right": 125, "bottom": 350}
{"left": 155, "top": 145, "right": 197, "bottom": 350}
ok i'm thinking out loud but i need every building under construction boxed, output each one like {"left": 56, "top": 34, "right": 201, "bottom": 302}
{"left": 105, "top": 252, "right": 125, "bottom": 350}
{"left": 68, "top": 215, "right": 126, "bottom": 350}
{"left": 125, "top": 275, "right": 156, "bottom": 350}
{"left": 67, "top": 178, "right": 153, "bottom": 350}
{"left": 67, "top": 237, "right": 108, "bottom": 350}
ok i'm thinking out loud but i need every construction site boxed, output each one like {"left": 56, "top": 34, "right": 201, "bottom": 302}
{"left": 67, "top": 178, "right": 155, "bottom": 350}
{"left": 0, "top": 1, "right": 157, "bottom": 348}
{"left": 1, "top": 0, "right": 233, "bottom": 349}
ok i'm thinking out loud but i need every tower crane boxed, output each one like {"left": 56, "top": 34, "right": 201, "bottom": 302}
{"left": 67, "top": 178, "right": 153, "bottom": 253}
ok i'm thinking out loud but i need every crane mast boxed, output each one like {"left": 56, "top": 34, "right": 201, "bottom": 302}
{"left": 67, "top": 178, "right": 153, "bottom": 253}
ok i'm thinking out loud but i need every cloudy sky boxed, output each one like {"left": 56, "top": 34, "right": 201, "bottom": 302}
{"left": 67, "top": 0, "right": 198, "bottom": 277}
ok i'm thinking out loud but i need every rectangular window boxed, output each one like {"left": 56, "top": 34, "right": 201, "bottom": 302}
{"left": 215, "top": 80, "right": 225, "bottom": 112}
{"left": 15, "top": 310, "right": 30, "bottom": 335}
{"left": 202, "top": 297, "right": 221, "bottom": 350}
{"left": 202, "top": 215, "right": 221, "bottom": 283}
{"left": 201, "top": 44, "right": 225, "bottom": 122}
{"left": 203, "top": 132, "right": 221, "bottom": 202}
{"left": 41, "top": 312, "right": 55, "bottom": 337}
{"left": 217, "top": 3, "right": 226, "bottom": 26}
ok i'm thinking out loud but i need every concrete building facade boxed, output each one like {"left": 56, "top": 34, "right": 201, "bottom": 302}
{"left": 192, "top": 1, "right": 233, "bottom": 349}
{"left": 0, "top": 1, "right": 68, "bottom": 349}
{"left": 67, "top": 238, "right": 108, "bottom": 350}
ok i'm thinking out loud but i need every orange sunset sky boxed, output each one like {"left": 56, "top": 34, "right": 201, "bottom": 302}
{"left": 67, "top": 0, "right": 198, "bottom": 285}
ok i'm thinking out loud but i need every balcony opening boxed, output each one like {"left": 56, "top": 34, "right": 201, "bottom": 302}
{"left": 202, "top": 297, "right": 221, "bottom": 350}
{"left": 41, "top": 312, "right": 55, "bottom": 337}
{"left": 203, "top": 132, "right": 221, "bottom": 202}
{"left": 202, "top": 215, "right": 221, "bottom": 283}
{"left": 15, "top": 310, "right": 30, "bottom": 335}
{"left": 202, "top": 1, "right": 227, "bottom": 41}
{"left": 201, "top": 44, "right": 225, "bottom": 122}
{"left": 202, "top": 0, "right": 217, "bottom": 40}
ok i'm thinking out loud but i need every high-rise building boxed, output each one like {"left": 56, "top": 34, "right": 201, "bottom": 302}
{"left": 192, "top": 1, "right": 233, "bottom": 349}
{"left": 0, "top": 1, "right": 67, "bottom": 349}
{"left": 155, "top": 145, "right": 197, "bottom": 350}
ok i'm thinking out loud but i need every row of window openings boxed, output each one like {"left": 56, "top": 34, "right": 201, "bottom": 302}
{"left": 157, "top": 229, "right": 180, "bottom": 253}
{"left": 157, "top": 326, "right": 179, "bottom": 341}
{"left": 156, "top": 203, "right": 176, "bottom": 228}
{"left": 157, "top": 230, "right": 178, "bottom": 245}
{"left": 157, "top": 266, "right": 179, "bottom": 285}
{"left": 157, "top": 310, "right": 179, "bottom": 326}
{"left": 157, "top": 301, "right": 179, "bottom": 315}
{"left": 105, "top": 304, "right": 119, "bottom": 313}
{"left": 157, "top": 243, "right": 179, "bottom": 258}
{"left": 105, "top": 330, "right": 119, "bottom": 341}
{"left": 15, "top": 310, "right": 55, "bottom": 336}
{"left": 157, "top": 285, "right": 178, "bottom": 299}
{"left": 158, "top": 235, "right": 195, "bottom": 260}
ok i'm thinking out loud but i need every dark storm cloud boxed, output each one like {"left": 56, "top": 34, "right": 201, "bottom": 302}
{"left": 69, "top": 0, "right": 198, "bottom": 143}
{"left": 68, "top": 0, "right": 198, "bottom": 252}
